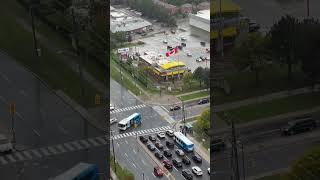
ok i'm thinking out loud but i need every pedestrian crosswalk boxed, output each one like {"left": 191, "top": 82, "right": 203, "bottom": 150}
{"left": 110, "top": 104, "right": 146, "bottom": 114}
{"left": 0, "top": 125, "right": 172, "bottom": 166}
{"left": 111, "top": 125, "right": 171, "bottom": 140}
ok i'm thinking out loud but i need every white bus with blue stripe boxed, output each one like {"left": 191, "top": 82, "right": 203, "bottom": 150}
{"left": 173, "top": 132, "right": 194, "bottom": 152}
{"left": 118, "top": 113, "right": 142, "bottom": 131}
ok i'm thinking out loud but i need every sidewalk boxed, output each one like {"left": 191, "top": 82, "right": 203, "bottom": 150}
{"left": 176, "top": 89, "right": 210, "bottom": 98}
{"left": 110, "top": 168, "right": 118, "bottom": 180}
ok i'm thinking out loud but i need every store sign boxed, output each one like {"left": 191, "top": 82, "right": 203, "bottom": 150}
{"left": 117, "top": 48, "right": 129, "bottom": 54}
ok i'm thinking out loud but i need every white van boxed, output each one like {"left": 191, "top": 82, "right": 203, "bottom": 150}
{"left": 0, "top": 134, "right": 13, "bottom": 153}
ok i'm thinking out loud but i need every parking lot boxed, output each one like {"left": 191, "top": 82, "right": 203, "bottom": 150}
{"left": 139, "top": 131, "right": 210, "bottom": 180}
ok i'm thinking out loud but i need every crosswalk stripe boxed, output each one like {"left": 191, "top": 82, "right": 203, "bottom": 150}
{"left": 56, "top": 145, "right": 67, "bottom": 153}
{"left": 128, "top": 132, "right": 133, "bottom": 136}
{"left": 31, "top": 149, "right": 42, "bottom": 158}
{"left": 88, "top": 138, "right": 100, "bottom": 146}
{"left": 64, "top": 143, "right": 75, "bottom": 151}
{"left": 72, "top": 141, "right": 84, "bottom": 150}
{"left": 40, "top": 148, "right": 51, "bottom": 156}
{"left": 23, "top": 151, "right": 33, "bottom": 160}
{"left": 96, "top": 137, "right": 107, "bottom": 145}
{"left": 0, "top": 157, "right": 8, "bottom": 165}
{"left": 80, "top": 140, "right": 91, "bottom": 148}
{"left": 6, "top": 154, "right": 16, "bottom": 162}
{"left": 48, "top": 146, "right": 59, "bottom": 154}
{"left": 153, "top": 127, "right": 160, "bottom": 131}
{"left": 14, "top": 152, "right": 25, "bottom": 161}
{"left": 119, "top": 134, "right": 124, "bottom": 138}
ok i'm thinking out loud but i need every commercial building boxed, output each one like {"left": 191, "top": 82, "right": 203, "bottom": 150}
{"left": 152, "top": 0, "right": 179, "bottom": 15}
{"left": 139, "top": 52, "right": 187, "bottom": 81}
{"left": 189, "top": 9, "right": 210, "bottom": 40}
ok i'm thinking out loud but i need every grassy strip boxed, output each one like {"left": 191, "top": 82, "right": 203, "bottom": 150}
{"left": 110, "top": 155, "right": 134, "bottom": 180}
{"left": 0, "top": 1, "right": 98, "bottom": 107}
{"left": 179, "top": 91, "right": 209, "bottom": 101}
{"left": 217, "top": 92, "right": 320, "bottom": 124}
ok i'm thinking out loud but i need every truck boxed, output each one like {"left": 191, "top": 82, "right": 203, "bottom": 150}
{"left": 118, "top": 113, "right": 142, "bottom": 131}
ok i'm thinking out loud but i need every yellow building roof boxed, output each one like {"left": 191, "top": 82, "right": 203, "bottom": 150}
{"left": 160, "top": 61, "right": 186, "bottom": 70}
{"left": 211, "top": 0, "right": 241, "bottom": 14}
{"left": 211, "top": 26, "right": 237, "bottom": 39}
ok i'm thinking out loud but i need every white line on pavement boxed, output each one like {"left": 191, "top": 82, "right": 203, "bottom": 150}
{"left": 132, "top": 163, "right": 137, "bottom": 168}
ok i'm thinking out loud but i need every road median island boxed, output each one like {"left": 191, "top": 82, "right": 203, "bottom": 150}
{"left": 178, "top": 91, "right": 210, "bottom": 102}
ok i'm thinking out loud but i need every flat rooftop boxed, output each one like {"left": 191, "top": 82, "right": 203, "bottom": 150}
{"left": 195, "top": 10, "right": 210, "bottom": 21}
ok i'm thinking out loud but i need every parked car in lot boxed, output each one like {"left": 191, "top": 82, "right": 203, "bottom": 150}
{"left": 147, "top": 143, "right": 156, "bottom": 151}
{"left": 170, "top": 105, "right": 181, "bottom": 111}
{"left": 163, "top": 149, "right": 172, "bottom": 157}
{"left": 211, "top": 137, "right": 226, "bottom": 152}
{"left": 155, "top": 142, "right": 164, "bottom": 149}
{"left": 176, "top": 149, "right": 185, "bottom": 156}
{"left": 196, "top": 57, "right": 202, "bottom": 62}
{"left": 186, "top": 51, "right": 192, "bottom": 57}
{"left": 281, "top": 116, "right": 317, "bottom": 135}
{"left": 163, "top": 40, "right": 168, "bottom": 44}
{"left": 166, "top": 130, "right": 174, "bottom": 137}
{"left": 163, "top": 159, "right": 173, "bottom": 169}
{"left": 157, "top": 132, "right": 166, "bottom": 139}
{"left": 154, "top": 167, "right": 164, "bottom": 177}
{"left": 155, "top": 151, "right": 164, "bottom": 159}
{"left": 192, "top": 166, "right": 203, "bottom": 176}
{"left": 166, "top": 141, "right": 174, "bottom": 148}
{"left": 172, "top": 158, "right": 182, "bottom": 168}
{"left": 182, "top": 169, "right": 193, "bottom": 180}
{"left": 182, "top": 157, "right": 191, "bottom": 165}
{"left": 180, "top": 36, "right": 187, "bottom": 41}
{"left": 149, "top": 135, "right": 156, "bottom": 141}
{"left": 192, "top": 154, "right": 202, "bottom": 163}
{"left": 198, "top": 98, "right": 209, "bottom": 105}
{"left": 139, "top": 136, "right": 148, "bottom": 143}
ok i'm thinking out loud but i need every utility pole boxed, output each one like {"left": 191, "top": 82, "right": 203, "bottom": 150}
{"left": 182, "top": 100, "right": 186, "bottom": 135}
{"left": 231, "top": 118, "right": 240, "bottom": 180}
{"left": 111, "top": 130, "right": 117, "bottom": 173}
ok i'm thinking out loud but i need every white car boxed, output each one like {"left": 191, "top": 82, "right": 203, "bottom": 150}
{"left": 185, "top": 51, "right": 192, "bottom": 57}
{"left": 110, "top": 104, "right": 115, "bottom": 111}
{"left": 192, "top": 166, "right": 203, "bottom": 176}
{"left": 180, "top": 36, "right": 187, "bottom": 41}
{"left": 163, "top": 40, "right": 168, "bottom": 44}
{"left": 175, "top": 149, "right": 185, "bottom": 156}
{"left": 196, "top": 57, "right": 202, "bottom": 62}
{"left": 207, "top": 168, "right": 210, "bottom": 174}
{"left": 110, "top": 118, "right": 117, "bottom": 124}
{"left": 157, "top": 132, "right": 165, "bottom": 139}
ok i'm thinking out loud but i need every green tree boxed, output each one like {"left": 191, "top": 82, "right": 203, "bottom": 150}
{"left": 193, "top": 67, "right": 204, "bottom": 87}
{"left": 195, "top": 108, "right": 210, "bottom": 132}
{"left": 183, "top": 72, "right": 193, "bottom": 89}
{"left": 202, "top": 68, "right": 210, "bottom": 89}
{"left": 284, "top": 145, "right": 320, "bottom": 180}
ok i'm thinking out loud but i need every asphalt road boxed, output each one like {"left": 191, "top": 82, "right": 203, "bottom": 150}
{"left": 165, "top": 103, "right": 210, "bottom": 121}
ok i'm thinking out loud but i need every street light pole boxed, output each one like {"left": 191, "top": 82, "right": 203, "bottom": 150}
{"left": 111, "top": 130, "right": 117, "bottom": 173}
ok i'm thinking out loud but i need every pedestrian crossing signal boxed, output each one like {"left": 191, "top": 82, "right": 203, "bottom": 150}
{"left": 95, "top": 94, "right": 100, "bottom": 105}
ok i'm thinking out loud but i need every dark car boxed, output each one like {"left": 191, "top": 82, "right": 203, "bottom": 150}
{"left": 167, "top": 45, "right": 173, "bottom": 50}
{"left": 281, "top": 116, "right": 317, "bottom": 135}
{"left": 139, "top": 136, "right": 148, "bottom": 143}
{"left": 149, "top": 135, "right": 156, "bottom": 141}
{"left": 163, "top": 160, "right": 173, "bottom": 169}
{"left": 164, "top": 149, "right": 172, "bottom": 157}
{"left": 170, "top": 105, "right": 181, "bottom": 111}
{"left": 172, "top": 158, "right": 182, "bottom": 168}
{"left": 166, "top": 141, "right": 174, "bottom": 148}
{"left": 166, "top": 130, "right": 174, "bottom": 137}
{"left": 198, "top": 98, "right": 209, "bottom": 105}
{"left": 182, "top": 157, "right": 191, "bottom": 165}
{"left": 182, "top": 169, "right": 193, "bottom": 180}
{"left": 211, "top": 137, "right": 226, "bottom": 152}
{"left": 192, "top": 154, "right": 202, "bottom": 163}
{"left": 147, "top": 143, "right": 156, "bottom": 151}
{"left": 155, "top": 142, "right": 164, "bottom": 149}
{"left": 249, "top": 22, "right": 260, "bottom": 32}
{"left": 155, "top": 151, "right": 164, "bottom": 159}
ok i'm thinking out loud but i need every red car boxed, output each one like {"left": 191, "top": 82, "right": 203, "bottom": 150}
{"left": 163, "top": 160, "right": 173, "bottom": 169}
{"left": 154, "top": 167, "right": 164, "bottom": 177}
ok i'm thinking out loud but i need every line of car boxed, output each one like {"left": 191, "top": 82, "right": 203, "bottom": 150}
{"left": 140, "top": 130, "right": 209, "bottom": 179}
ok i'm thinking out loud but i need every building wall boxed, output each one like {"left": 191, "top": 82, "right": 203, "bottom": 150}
{"left": 189, "top": 14, "right": 210, "bottom": 32}
{"left": 190, "top": 25, "right": 210, "bottom": 41}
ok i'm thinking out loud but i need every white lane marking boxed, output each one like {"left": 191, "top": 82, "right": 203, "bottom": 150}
{"left": 40, "top": 148, "right": 50, "bottom": 156}
{"left": 125, "top": 140, "right": 128, "bottom": 144}
{"left": 47, "top": 146, "right": 58, "bottom": 154}
{"left": 133, "top": 149, "right": 136, "bottom": 154}
{"left": 56, "top": 145, "right": 67, "bottom": 153}
{"left": 64, "top": 143, "right": 75, "bottom": 151}
{"left": 72, "top": 141, "right": 83, "bottom": 150}
{"left": 141, "top": 159, "right": 146, "bottom": 166}
{"left": 22, "top": 151, "right": 33, "bottom": 159}
{"left": 161, "top": 106, "right": 169, "bottom": 113}
{"left": 132, "top": 163, "right": 137, "bottom": 168}
{"left": 14, "top": 152, "right": 25, "bottom": 161}
{"left": 88, "top": 138, "right": 99, "bottom": 146}
{"left": 124, "top": 153, "right": 128, "bottom": 158}
{"left": 173, "top": 167, "right": 178, "bottom": 172}
{"left": 80, "top": 140, "right": 91, "bottom": 148}
{"left": 152, "top": 172, "right": 156, "bottom": 178}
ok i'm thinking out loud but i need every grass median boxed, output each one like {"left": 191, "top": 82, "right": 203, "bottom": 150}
{"left": 0, "top": 2, "right": 99, "bottom": 107}
{"left": 179, "top": 91, "right": 209, "bottom": 101}
{"left": 217, "top": 92, "right": 320, "bottom": 124}
{"left": 110, "top": 155, "right": 134, "bottom": 180}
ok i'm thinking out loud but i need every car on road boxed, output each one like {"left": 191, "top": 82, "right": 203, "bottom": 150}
{"left": 180, "top": 36, "right": 187, "bottom": 41}
{"left": 163, "top": 40, "right": 168, "bottom": 44}
{"left": 196, "top": 57, "right": 202, "bottom": 62}
{"left": 176, "top": 149, "right": 185, "bottom": 156}
{"left": 166, "top": 141, "right": 174, "bottom": 148}
{"left": 110, "top": 118, "right": 117, "bottom": 124}
{"left": 110, "top": 104, "right": 115, "bottom": 111}
{"left": 211, "top": 137, "right": 226, "bottom": 152}
{"left": 281, "top": 116, "right": 317, "bottom": 136}
{"left": 169, "top": 105, "right": 181, "bottom": 111}
{"left": 198, "top": 98, "right": 209, "bottom": 105}
{"left": 192, "top": 154, "right": 202, "bottom": 163}
{"left": 192, "top": 166, "right": 203, "bottom": 176}
{"left": 182, "top": 157, "right": 191, "bottom": 165}
{"left": 171, "top": 29, "right": 176, "bottom": 34}
{"left": 172, "top": 158, "right": 182, "bottom": 168}
{"left": 154, "top": 167, "right": 164, "bottom": 177}
{"left": 147, "top": 143, "right": 156, "bottom": 151}
{"left": 182, "top": 169, "right": 193, "bottom": 180}
{"left": 186, "top": 51, "right": 192, "bottom": 57}
{"left": 149, "top": 135, "right": 156, "bottom": 141}
{"left": 166, "top": 130, "right": 174, "bottom": 137}
{"left": 157, "top": 132, "right": 166, "bottom": 139}
{"left": 163, "top": 149, "right": 172, "bottom": 157}
{"left": 163, "top": 160, "right": 173, "bottom": 169}
{"left": 139, "top": 136, "right": 148, "bottom": 143}
{"left": 208, "top": 168, "right": 210, "bottom": 174}
{"left": 155, "top": 151, "right": 164, "bottom": 159}
{"left": 155, "top": 142, "right": 164, "bottom": 149}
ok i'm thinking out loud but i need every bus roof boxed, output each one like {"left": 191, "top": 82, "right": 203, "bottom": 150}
{"left": 52, "top": 162, "right": 97, "bottom": 180}
{"left": 174, "top": 132, "right": 194, "bottom": 146}
{"left": 118, "top": 113, "right": 140, "bottom": 125}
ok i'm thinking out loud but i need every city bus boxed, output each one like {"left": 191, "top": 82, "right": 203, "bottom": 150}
{"left": 50, "top": 162, "right": 100, "bottom": 180}
{"left": 173, "top": 132, "right": 194, "bottom": 152}
{"left": 118, "top": 113, "right": 142, "bottom": 131}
